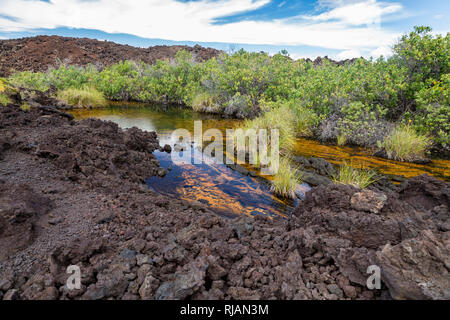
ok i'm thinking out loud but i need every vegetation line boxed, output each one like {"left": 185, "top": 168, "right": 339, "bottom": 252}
{"left": 4, "top": 26, "right": 448, "bottom": 166}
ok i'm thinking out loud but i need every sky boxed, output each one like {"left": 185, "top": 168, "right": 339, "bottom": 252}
{"left": 0, "top": 0, "right": 448, "bottom": 60}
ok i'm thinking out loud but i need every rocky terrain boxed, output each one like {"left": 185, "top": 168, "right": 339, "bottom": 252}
{"left": 0, "top": 35, "right": 221, "bottom": 77}
{"left": 0, "top": 91, "right": 449, "bottom": 300}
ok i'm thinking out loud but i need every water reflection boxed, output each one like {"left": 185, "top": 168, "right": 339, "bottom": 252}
{"left": 71, "top": 105, "right": 295, "bottom": 218}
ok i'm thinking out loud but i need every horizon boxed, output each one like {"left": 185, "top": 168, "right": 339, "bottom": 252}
{"left": 0, "top": 0, "right": 448, "bottom": 60}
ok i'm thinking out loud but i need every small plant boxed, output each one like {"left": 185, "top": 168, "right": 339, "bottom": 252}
{"left": 0, "top": 78, "right": 17, "bottom": 106}
{"left": 337, "top": 134, "right": 348, "bottom": 146}
{"left": 271, "top": 157, "right": 302, "bottom": 198}
{"left": 0, "top": 93, "right": 12, "bottom": 106}
{"left": 333, "top": 161, "right": 377, "bottom": 189}
{"left": 382, "top": 124, "right": 432, "bottom": 161}
{"left": 20, "top": 102, "right": 31, "bottom": 111}
{"left": 57, "top": 87, "right": 107, "bottom": 108}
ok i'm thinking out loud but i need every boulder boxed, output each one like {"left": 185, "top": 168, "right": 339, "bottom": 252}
{"left": 350, "top": 189, "right": 387, "bottom": 214}
{"left": 377, "top": 230, "right": 450, "bottom": 300}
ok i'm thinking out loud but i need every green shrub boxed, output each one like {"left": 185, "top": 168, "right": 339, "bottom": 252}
{"left": 333, "top": 161, "right": 377, "bottom": 189}
{"left": 0, "top": 93, "right": 11, "bottom": 106}
{"left": 47, "top": 64, "right": 97, "bottom": 90}
{"left": 336, "top": 101, "right": 393, "bottom": 147}
{"left": 0, "top": 78, "right": 16, "bottom": 105}
{"left": 382, "top": 124, "right": 432, "bottom": 161}
{"left": 393, "top": 26, "right": 449, "bottom": 97}
{"left": 413, "top": 74, "right": 450, "bottom": 147}
{"left": 57, "top": 87, "right": 107, "bottom": 108}
{"left": 8, "top": 71, "right": 50, "bottom": 91}
{"left": 271, "top": 157, "right": 301, "bottom": 199}
{"left": 20, "top": 102, "right": 31, "bottom": 111}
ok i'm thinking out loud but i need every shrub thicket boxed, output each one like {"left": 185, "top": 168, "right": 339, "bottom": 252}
{"left": 7, "top": 26, "right": 448, "bottom": 153}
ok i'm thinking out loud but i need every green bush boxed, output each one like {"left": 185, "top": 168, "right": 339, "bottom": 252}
{"left": 0, "top": 78, "right": 17, "bottom": 105}
{"left": 336, "top": 101, "right": 393, "bottom": 147}
{"left": 192, "top": 91, "right": 221, "bottom": 113}
{"left": 0, "top": 93, "right": 11, "bottom": 106}
{"left": 413, "top": 74, "right": 450, "bottom": 147}
{"left": 8, "top": 71, "right": 50, "bottom": 91}
{"left": 393, "top": 26, "right": 449, "bottom": 98}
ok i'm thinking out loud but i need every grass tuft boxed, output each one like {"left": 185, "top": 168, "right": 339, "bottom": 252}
{"left": 57, "top": 87, "right": 107, "bottom": 108}
{"left": 337, "top": 134, "right": 348, "bottom": 146}
{"left": 382, "top": 124, "right": 432, "bottom": 161}
{"left": 333, "top": 161, "right": 377, "bottom": 189}
{"left": 294, "top": 106, "right": 319, "bottom": 137}
{"left": 192, "top": 91, "right": 221, "bottom": 113}
{"left": 241, "top": 104, "right": 296, "bottom": 153}
{"left": 271, "top": 157, "right": 302, "bottom": 199}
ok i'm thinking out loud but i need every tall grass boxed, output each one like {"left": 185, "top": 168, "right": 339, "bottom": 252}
{"left": 382, "top": 124, "right": 432, "bottom": 161}
{"left": 57, "top": 87, "right": 107, "bottom": 108}
{"left": 271, "top": 157, "right": 302, "bottom": 198}
{"left": 333, "top": 161, "right": 377, "bottom": 189}
{"left": 192, "top": 91, "right": 220, "bottom": 113}
{"left": 294, "top": 106, "right": 319, "bottom": 137}
{"left": 241, "top": 104, "right": 296, "bottom": 153}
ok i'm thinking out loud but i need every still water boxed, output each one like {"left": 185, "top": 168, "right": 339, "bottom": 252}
{"left": 71, "top": 105, "right": 299, "bottom": 218}
{"left": 71, "top": 104, "right": 450, "bottom": 217}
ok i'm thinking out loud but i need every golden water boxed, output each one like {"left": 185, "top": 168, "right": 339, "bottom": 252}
{"left": 293, "top": 139, "right": 450, "bottom": 181}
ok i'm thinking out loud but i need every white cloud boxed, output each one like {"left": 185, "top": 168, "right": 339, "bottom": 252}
{"left": 305, "top": 0, "right": 402, "bottom": 26}
{"left": 0, "top": 0, "right": 402, "bottom": 53}
{"left": 370, "top": 45, "right": 393, "bottom": 58}
{"left": 336, "top": 49, "right": 361, "bottom": 60}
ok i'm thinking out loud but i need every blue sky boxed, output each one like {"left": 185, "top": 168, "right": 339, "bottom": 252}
{"left": 0, "top": 0, "right": 448, "bottom": 59}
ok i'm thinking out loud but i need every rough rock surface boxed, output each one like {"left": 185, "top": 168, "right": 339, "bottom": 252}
{"left": 0, "top": 35, "right": 221, "bottom": 77}
{"left": 0, "top": 103, "right": 449, "bottom": 300}
{"left": 291, "top": 176, "right": 449, "bottom": 299}
{"left": 377, "top": 230, "right": 450, "bottom": 300}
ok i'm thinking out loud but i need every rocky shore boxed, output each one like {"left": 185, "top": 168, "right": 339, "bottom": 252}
{"left": 0, "top": 99, "right": 449, "bottom": 300}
